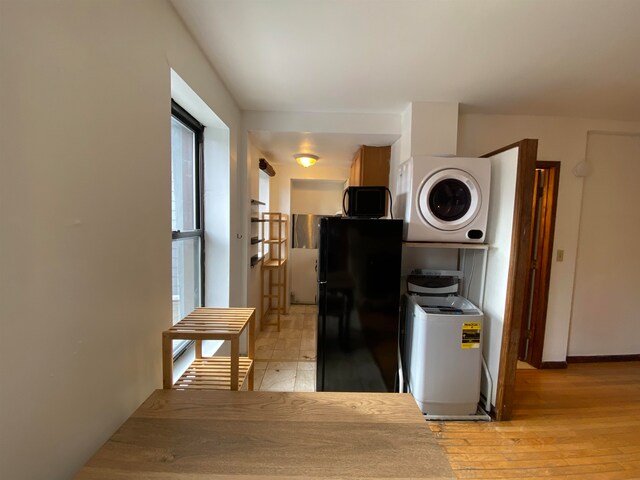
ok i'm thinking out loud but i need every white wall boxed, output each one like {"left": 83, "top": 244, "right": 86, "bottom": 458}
{"left": 482, "top": 148, "right": 519, "bottom": 402}
{"left": 290, "top": 179, "right": 345, "bottom": 215}
{"left": 457, "top": 113, "right": 640, "bottom": 362}
{"left": 270, "top": 163, "right": 350, "bottom": 214}
{"left": 409, "top": 102, "right": 459, "bottom": 157}
{"left": 569, "top": 133, "right": 640, "bottom": 356}
{"left": 246, "top": 140, "right": 268, "bottom": 332}
{"left": 389, "top": 102, "right": 458, "bottom": 208}
{"left": 0, "top": 1, "right": 241, "bottom": 478}
{"left": 203, "top": 124, "right": 232, "bottom": 307}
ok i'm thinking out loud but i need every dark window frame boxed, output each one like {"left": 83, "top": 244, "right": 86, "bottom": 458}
{"left": 171, "top": 100, "right": 205, "bottom": 359}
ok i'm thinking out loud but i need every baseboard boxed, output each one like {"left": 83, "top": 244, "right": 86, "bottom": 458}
{"left": 540, "top": 361, "right": 568, "bottom": 369}
{"left": 567, "top": 354, "right": 640, "bottom": 363}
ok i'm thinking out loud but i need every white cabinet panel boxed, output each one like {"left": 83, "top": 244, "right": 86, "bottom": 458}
{"left": 290, "top": 248, "right": 318, "bottom": 304}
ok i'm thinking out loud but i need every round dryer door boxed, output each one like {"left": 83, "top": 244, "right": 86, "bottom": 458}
{"left": 417, "top": 168, "right": 482, "bottom": 231}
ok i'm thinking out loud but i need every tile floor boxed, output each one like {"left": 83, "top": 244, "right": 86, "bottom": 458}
{"left": 516, "top": 360, "right": 537, "bottom": 370}
{"left": 253, "top": 304, "right": 317, "bottom": 392}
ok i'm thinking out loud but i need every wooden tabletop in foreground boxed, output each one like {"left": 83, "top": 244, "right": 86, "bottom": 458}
{"left": 76, "top": 389, "right": 455, "bottom": 479}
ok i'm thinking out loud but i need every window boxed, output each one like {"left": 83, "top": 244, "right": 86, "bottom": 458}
{"left": 171, "top": 100, "right": 204, "bottom": 354}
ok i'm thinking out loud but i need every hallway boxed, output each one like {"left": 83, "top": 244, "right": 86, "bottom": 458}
{"left": 253, "top": 304, "right": 318, "bottom": 392}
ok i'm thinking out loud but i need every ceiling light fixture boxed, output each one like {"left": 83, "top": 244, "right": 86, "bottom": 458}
{"left": 294, "top": 154, "right": 319, "bottom": 168}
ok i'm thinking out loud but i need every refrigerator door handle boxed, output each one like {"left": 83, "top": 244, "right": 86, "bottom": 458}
{"left": 397, "top": 346, "right": 405, "bottom": 393}
{"left": 317, "top": 281, "right": 328, "bottom": 391}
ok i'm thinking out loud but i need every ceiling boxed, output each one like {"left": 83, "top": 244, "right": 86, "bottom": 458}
{"left": 248, "top": 131, "right": 399, "bottom": 167}
{"left": 171, "top": 0, "right": 640, "bottom": 165}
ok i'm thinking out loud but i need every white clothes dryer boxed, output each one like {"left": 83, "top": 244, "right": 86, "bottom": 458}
{"left": 395, "top": 156, "right": 491, "bottom": 242}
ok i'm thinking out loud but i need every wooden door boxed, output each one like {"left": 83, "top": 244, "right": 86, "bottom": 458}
{"left": 518, "top": 162, "right": 560, "bottom": 367}
{"left": 481, "top": 139, "right": 537, "bottom": 421}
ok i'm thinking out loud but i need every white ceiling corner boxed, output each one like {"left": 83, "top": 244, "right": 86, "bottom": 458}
{"left": 171, "top": 0, "right": 640, "bottom": 164}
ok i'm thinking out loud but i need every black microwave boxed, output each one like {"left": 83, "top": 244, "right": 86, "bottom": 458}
{"left": 345, "top": 186, "right": 387, "bottom": 218}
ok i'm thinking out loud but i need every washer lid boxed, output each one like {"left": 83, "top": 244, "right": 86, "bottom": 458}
{"left": 411, "top": 294, "right": 481, "bottom": 315}
{"left": 417, "top": 168, "right": 482, "bottom": 231}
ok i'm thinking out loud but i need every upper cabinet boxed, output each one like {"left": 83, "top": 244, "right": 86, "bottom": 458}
{"left": 349, "top": 145, "right": 391, "bottom": 187}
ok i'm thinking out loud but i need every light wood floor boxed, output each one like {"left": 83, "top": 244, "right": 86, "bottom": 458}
{"left": 253, "top": 304, "right": 317, "bottom": 392}
{"left": 430, "top": 362, "right": 640, "bottom": 479}
{"left": 252, "top": 310, "right": 640, "bottom": 478}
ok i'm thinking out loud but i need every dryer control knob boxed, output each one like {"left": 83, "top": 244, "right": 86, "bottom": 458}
{"left": 467, "top": 230, "right": 484, "bottom": 240}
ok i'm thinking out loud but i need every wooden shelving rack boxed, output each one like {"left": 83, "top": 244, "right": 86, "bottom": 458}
{"left": 260, "top": 212, "right": 288, "bottom": 331}
{"left": 162, "top": 307, "right": 255, "bottom": 391}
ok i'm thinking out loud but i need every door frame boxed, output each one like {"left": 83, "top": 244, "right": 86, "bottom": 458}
{"left": 519, "top": 161, "right": 561, "bottom": 367}
{"left": 482, "top": 139, "right": 538, "bottom": 421}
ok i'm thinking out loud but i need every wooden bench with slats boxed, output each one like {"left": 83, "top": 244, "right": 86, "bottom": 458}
{"left": 162, "top": 308, "right": 255, "bottom": 391}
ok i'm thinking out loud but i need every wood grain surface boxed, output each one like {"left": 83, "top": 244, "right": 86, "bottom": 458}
{"left": 430, "top": 362, "right": 640, "bottom": 479}
{"left": 76, "top": 391, "right": 455, "bottom": 479}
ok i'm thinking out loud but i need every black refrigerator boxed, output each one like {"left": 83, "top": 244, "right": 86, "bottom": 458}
{"left": 316, "top": 217, "right": 403, "bottom": 392}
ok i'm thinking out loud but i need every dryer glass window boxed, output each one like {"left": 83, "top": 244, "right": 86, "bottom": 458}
{"left": 429, "top": 179, "right": 471, "bottom": 221}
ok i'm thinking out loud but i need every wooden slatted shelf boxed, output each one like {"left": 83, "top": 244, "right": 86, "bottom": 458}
{"left": 265, "top": 238, "right": 287, "bottom": 244}
{"left": 173, "top": 357, "right": 254, "bottom": 391}
{"left": 260, "top": 212, "right": 288, "bottom": 331}
{"left": 162, "top": 307, "right": 255, "bottom": 391}
{"left": 263, "top": 258, "right": 287, "bottom": 269}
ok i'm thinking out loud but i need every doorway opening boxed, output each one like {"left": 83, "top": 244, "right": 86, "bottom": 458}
{"left": 290, "top": 179, "right": 345, "bottom": 305}
{"left": 518, "top": 161, "right": 561, "bottom": 368}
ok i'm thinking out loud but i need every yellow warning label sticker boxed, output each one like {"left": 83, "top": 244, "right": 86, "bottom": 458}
{"left": 462, "top": 321, "right": 481, "bottom": 349}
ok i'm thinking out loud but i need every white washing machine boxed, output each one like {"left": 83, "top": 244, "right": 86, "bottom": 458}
{"left": 403, "top": 271, "right": 483, "bottom": 416}
{"left": 395, "top": 156, "right": 491, "bottom": 243}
